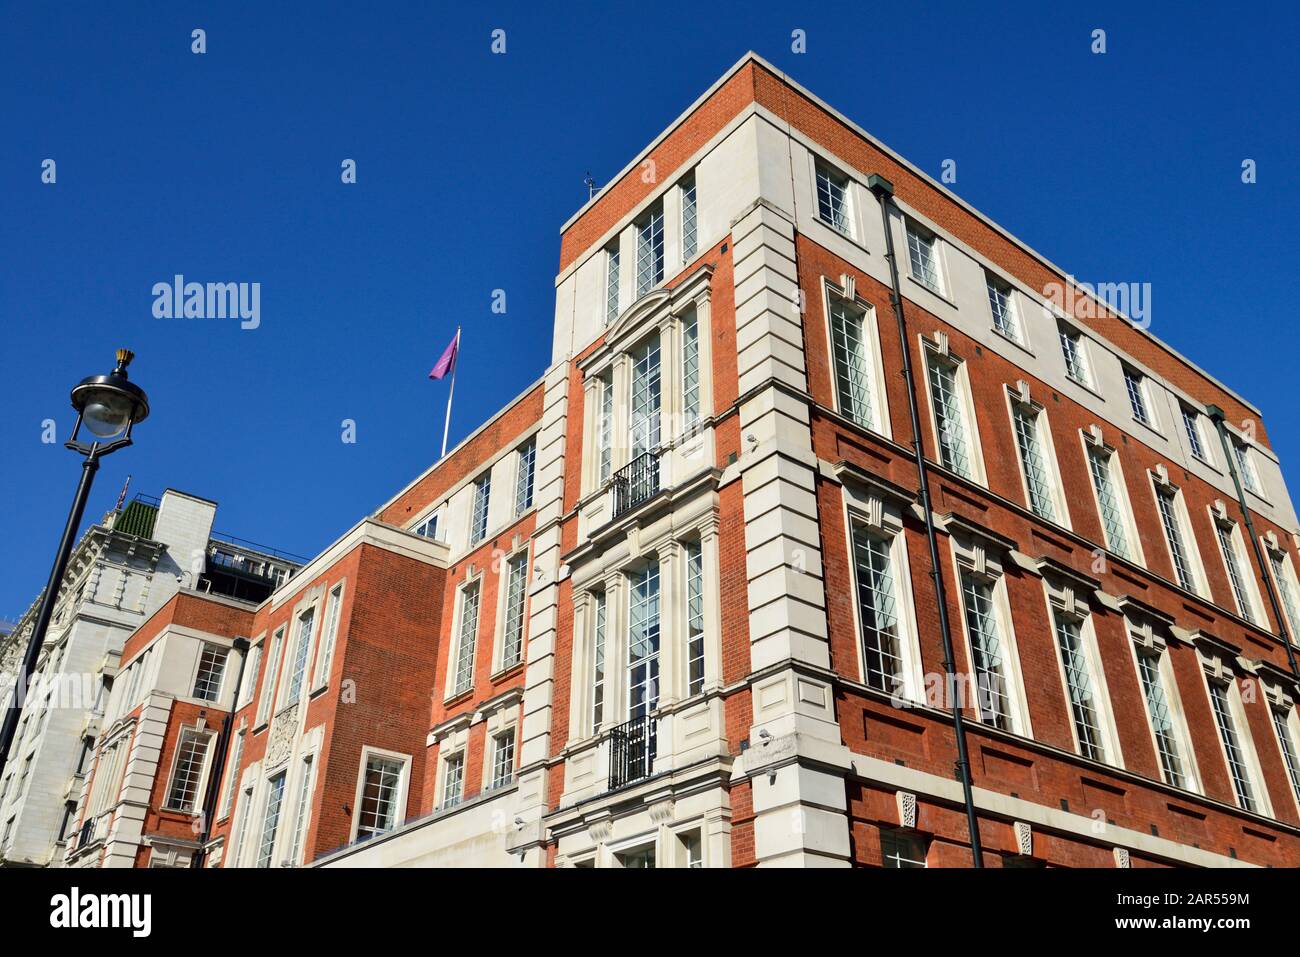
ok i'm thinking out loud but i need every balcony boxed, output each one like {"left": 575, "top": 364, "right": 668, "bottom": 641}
{"left": 608, "top": 714, "right": 657, "bottom": 791}
{"left": 612, "top": 451, "right": 660, "bottom": 518}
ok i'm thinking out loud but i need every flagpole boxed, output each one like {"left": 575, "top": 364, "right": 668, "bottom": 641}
{"left": 440, "top": 326, "right": 461, "bottom": 459}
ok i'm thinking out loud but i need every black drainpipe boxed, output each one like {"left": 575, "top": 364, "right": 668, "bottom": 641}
{"left": 868, "top": 174, "right": 983, "bottom": 867}
{"left": 1205, "top": 407, "right": 1300, "bottom": 681}
{"left": 191, "top": 635, "right": 250, "bottom": 869}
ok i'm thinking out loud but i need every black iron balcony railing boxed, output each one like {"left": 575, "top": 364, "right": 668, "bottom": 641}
{"left": 608, "top": 713, "right": 657, "bottom": 791}
{"left": 612, "top": 451, "right": 660, "bottom": 518}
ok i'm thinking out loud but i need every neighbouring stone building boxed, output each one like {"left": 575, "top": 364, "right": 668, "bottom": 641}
{"left": 65, "top": 53, "right": 1300, "bottom": 869}
{"left": 0, "top": 490, "right": 299, "bottom": 866}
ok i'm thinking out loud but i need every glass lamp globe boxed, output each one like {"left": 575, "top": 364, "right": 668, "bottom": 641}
{"left": 80, "top": 392, "right": 136, "bottom": 438}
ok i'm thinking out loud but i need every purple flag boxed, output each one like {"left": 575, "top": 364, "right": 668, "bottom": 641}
{"left": 428, "top": 331, "right": 459, "bottom": 380}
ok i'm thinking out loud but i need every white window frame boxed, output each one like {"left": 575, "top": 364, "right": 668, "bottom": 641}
{"left": 1127, "top": 620, "right": 1201, "bottom": 794}
{"left": 469, "top": 471, "right": 492, "bottom": 545}
{"left": 446, "top": 576, "right": 483, "bottom": 699}
{"left": 439, "top": 749, "right": 466, "bottom": 810}
{"left": 920, "top": 336, "right": 986, "bottom": 485}
{"left": 350, "top": 746, "right": 411, "bottom": 843}
{"left": 1150, "top": 472, "right": 1210, "bottom": 598}
{"left": 162, "top": 726, "right": 215, "bottom": 814}
{"left": 1209, "top": 511, "right": 1265, "bottom": 625}
{"left": 284, "top": 750, "right": 316, "bottom": 866}
{"left": 814, "top": 159, "right": 854, "bottom": 237}
{"left": 1198, "top": 655, "right": 1271, "bottom": 816}
{"left": 985, "top": 271, "right": 1024, "bottom": 345}
{"left": 493, "top": 548, "right": 530, "bottom": 674}
{"left": 1058, "top": 322, "right": 1092, "bottom": 388}
{"left": 311, "top": 581, "right": 346, "bottom": 691}
{"left": 1005, "top": 388, "right": 1070, "bottom": 528}
{"left": 1263, "top": 537, "right": 1300, "bottom": 640}
{"left": 1267, "top": 693, "right": 1300, "bottom": 815}
{"left": 1042, "top": 579, "right": 1123, "bottom": 766}
{"left": 217, "top": 729, "right": 245, "bottom": 822}
{"left": 1122, "top": 365, "right": 1157, "bottom": 430}
{"left": 489, "top": 728, "right": 516, "bottom": 791}
{"left": 949, "top": 534, "right": 1032, "bottom": 736}
{"left": 905, "top": 219, "right": 946, "bottom": 296}
{"left": 237, "top": 638, "right": 263, "bottom": 710}
{"left": 635, "top": 201, "right": 665, "bottom": 296}
{"left": 604, "top": 242, "right": 621, "bottom": 325}
{"left": 190, "top": 643, "right": 229, "bottom": 703}
{"left": 678, "top": 171, "right": 698, "bottom": 262}
{"left": 1180, "top": 404, "right": 1212, "bottom": 464}
{"left": 1080, "top": 432, "right": 1145, "bottom": 566}
{"left": 841, "top": 487, "right": 925, "bottom": 705}
{"left": 254, "top": 626, "right": 285, "bottom": 727}
{"left": 822, "top": 279, "right": 891, "bottom": 438}
{"left": 514, "top": 436, "right": 536, "bottom": 517}
{"left": 1231, "top": 437, "right": 1263, "bottom": 497}
{"left": 276, "top": 603, "right": 319, "bottom": 713}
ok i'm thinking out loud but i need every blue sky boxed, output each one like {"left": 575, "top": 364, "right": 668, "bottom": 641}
{"left": 2, "top": 1, "right": 1297, "bottom": 620}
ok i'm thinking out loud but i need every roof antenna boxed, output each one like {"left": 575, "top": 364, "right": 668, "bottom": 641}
{"left": 584, "top": 172, "right": 599, "bottom": 199}
{"left": 115, "top": 474, "right": 132, "bottom": 511}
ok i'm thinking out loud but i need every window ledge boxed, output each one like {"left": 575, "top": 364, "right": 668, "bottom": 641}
{"left": 989, "top": 326, "right": 1034, "bottom": 359}
{"left": 906, "top": 273, "right": 957, "bottom": 309}
{"left": 489, "top": 660, "right": 525, "bottom": 683}
{"left": 443, "top": 687, "right": 474, "bottom": 708}
{"left": 1129, "top": 415, "right": 1164, "bottom": 442}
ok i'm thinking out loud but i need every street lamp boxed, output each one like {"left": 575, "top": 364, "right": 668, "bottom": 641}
{"left": 0, "top": 349, "right": 149, "bottom": 782}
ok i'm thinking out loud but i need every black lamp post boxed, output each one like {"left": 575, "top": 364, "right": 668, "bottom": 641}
{"left": 0, "top": 349, "right": 149, "bottom": 782}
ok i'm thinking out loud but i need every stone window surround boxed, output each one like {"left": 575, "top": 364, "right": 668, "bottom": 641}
{"left": 1004, "top": 380, "right": 1073, "bottom": 531}
{"left": 1148, "top": 464, "right": 1212, "bottom": 600}
{"left": 578, "top": 266, "right": 715, "bottom": 502}
{"left": 348, "top": 743, "right": 412, "bottom": 846}
{"left": 1206, "top": 500, "right": 1267, "bottom": 626}
{"left": 1124, "top": 608, "right": 1204, "bottom": 796}
{"left": 1194, "top": 638, "right": 1273, "bottom": 818}
{"left": 819, "top": 273, "right": 893, "bottom": 440}
{"left": 1040, "top": 567, "right": 1125, "bottom": 768}
{"left": 945, "top": 520, "right": 1034, "bottom": 737}
{"left": 919, "top": 330, "right": 989, "bottom": 487}
{"left": 1080, "top": 425, "right": 1148, "bottom": 568}
{"left": 567, "top": 512, "right": 723, "bottom": 745}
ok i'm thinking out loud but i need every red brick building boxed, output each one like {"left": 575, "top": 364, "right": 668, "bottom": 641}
{"left": 71, "top": 53, "right": 1300, "bottom": 868}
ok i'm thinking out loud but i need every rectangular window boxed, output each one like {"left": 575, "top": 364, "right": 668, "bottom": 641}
{"left": 192, "top": 645, "right": 228, "bottom": 702}
{"left": 470, "top": 472, "right": 491, "bottom": 545}
{"left": 598, "top": 374, "right": 614, "bottom": 484}
{"left": 514, "top": 438, "right": 536, "bottom": 516}
{"left": 906, "top": 222, "right": 943, "bottom": 294}
{"left": 1272, "top": 709, "right": 1300, "bottom": 806}
{"left": 961, "top": 574, "right": 1011, "bottom": 730}
{"left": 1181, "top": 405, "right": 1208, "bottom": 461}
{"left": 927, "top": 354, "right": 973, "bottom": 479}
{"left": 1124, "top": 367, "right": 1152, "bottom": 426}
{"left": 282, "top": 607, "right": 315, "bottom": 708}
{"left": 629, "top": 335, "right": 662, "bottom": 457}
{"left": 1269, "top": 553, "right": 1300, "bottom": 637}
{"left": 491, "top": 730, "right": 516, "bottom": 789}
{"left": 218, "top": 731, "right": 245, "bottom": 820}
{"left": 635, "top": 204, "right": 664, "bottom": 296}
{"left": 851, "top": 524, "right": 904, "bottom": 695}
{"left": 413, "top": 513, "right": 439, "bottom": 540}
{"left": 502, "top": 553, "right": 528, "bottom": 670}
{"left": 881, "top": 830, "right": 928, "bottom": 868}
{"left": 230, "top": 785, "right": 253, "bottom": 867}
{"left": 986, "top": 274, "right": 1021, "bottom": 342}
{"left": 829, "top": 293, "right": 876, "bottom": 430}
{"left": 681, "top": 308, "right": 701, "bottom": 426}
{"left": 256, "top": 772, "right": 287, "bottom": 868}
{"left": 605, "top": 244, "right": 620, "bottom": 325}
{"left": 1087, "top": 446, "right": 1133, "bottom": 560}
{"left": 681, "top": 830, "right": 703, "bottom": 868}
{"left": 1011, "top": 404, "right": 1057, "bottom": 521}
{"left": 1215, "top": 524, "right": 1255, "bottom": 623}
{"left": 284, "top": 756, "right": 314, "bottom": 866}
{"left": 815, "top": 163, "right": 851, "bottom": 234}
{"left": 680, "top": 173, "right": 698, "bottom": 260}
{"left": 628, "top": 564, "right": 661, "bottom": 719}
{"left": 591, "top": 591, "right": 607, "bottom": 732}
{"left": 1208, "top": 682, "right": 1256, "bottom": 812}
{"left": 357, "top": 755, "right": 404, "bottom": 839}
{"left": 1232, "top": 440, "right": 1260, "bottom": 494}
{"left": 1155, "top": 487, "right": 1196, "bottom": 592}
{"left": 165, "top": 729, "right": 211, "bottom": 812}
{"left": 1053, "top": 613, "right": 1105, "bottom": 761}
{"left": 312, "top": 584, "right": 343, "bottom": 688}
{"left": 255, "top": 628, "right": 284, "bottom": 726}
{"left": 1059, "top": 325, "right": 1090, "bottom": 386}
{"left": 1136, "top": 650, "right": 1186, "bottom": 788}
{"left": 441, "top": 753, "right": 464, "bottom": 809}
{"left": 686, "top": 540, "right": 705, "bottom": 697}
{"left": 237, "top": 642, "right": 262, "bottom": 710}
{"left": 452, "top": 584, "right": 481, "bottom": 696}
